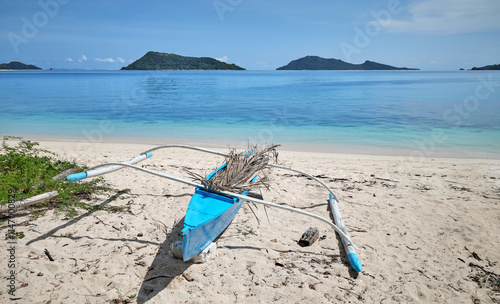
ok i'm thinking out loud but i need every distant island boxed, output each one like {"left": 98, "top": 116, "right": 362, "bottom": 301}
{"left": 277, "top": 56, "right": 419, "bottom": 70}
{"left": 121, "top": 51, "right": 245, "bottom": 70}
{"left": 470, "top": 64, "right": 500, "bottom": 71}
{"left": 0, "top": 61, "right": 42, "bottom": 70}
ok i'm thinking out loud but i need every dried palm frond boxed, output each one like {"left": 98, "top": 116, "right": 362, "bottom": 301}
{"left": 186, "top": 144, "right": 280, "bottom": 193}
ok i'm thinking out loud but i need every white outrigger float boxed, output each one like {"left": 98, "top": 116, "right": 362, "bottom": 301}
{"left": 66, "top": 144, "right": 362, "bottom": 272}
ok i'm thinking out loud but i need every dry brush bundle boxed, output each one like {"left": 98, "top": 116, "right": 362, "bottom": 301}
{"left": 186, "top": 144, "right": 280, "bottom": 193}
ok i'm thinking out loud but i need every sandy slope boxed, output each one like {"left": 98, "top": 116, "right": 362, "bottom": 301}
{"left": 1, "top": 141, "right": 499, "bottom": 303}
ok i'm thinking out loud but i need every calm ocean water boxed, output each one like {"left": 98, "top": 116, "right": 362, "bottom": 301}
{"left": 1, "top": 70, "right": 499, "bottom": 157}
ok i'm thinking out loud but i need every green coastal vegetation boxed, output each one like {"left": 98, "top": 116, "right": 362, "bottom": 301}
{"left": 121, "top": 51, "right": 245, "bottom": 70}
{"left": 0, "top": 61, "right": 42, "bottom": 70}
{"left": 277, "top": 56, "right": 419, "bottom": 70}
{"left": 471, "top": 64, "right": 500, "bottom": 70}
{"left": 3, "top": 55, "right": 497, "bottom": 71}
{"left": 0, "top": 136, "right": 124, "bottom": 218}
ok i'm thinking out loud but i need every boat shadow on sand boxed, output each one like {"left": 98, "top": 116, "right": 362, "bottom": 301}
{"left": 27, "top": 189, "right": 137, "bottom": 246}
{"left": 137, "top": 216, "right": 193, "bottom": 304}
{"left": 136, "top": 198, "right": 359, "bottom": 302}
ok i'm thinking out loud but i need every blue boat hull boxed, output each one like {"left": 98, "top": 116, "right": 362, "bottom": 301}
{"left": 181, "top": 157, "right": 258, "bottom": 261}
{"left": 181, "top": 188, "right": 244, "bottom": 261}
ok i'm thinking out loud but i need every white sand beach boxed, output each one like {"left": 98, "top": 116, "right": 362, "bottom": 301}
{"left": 1, "top": 140, "right": 499, "bottom": 303}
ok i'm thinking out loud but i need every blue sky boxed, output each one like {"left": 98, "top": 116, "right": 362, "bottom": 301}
{"left": 1, "top": 0, "right": 499, "bottom": 70}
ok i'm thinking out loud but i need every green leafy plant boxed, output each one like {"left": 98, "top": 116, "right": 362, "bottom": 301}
{"left": 0, "top": 136, "right": 115, "bottom": 217}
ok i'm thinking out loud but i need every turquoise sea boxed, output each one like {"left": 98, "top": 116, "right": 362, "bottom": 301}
{"left": 1, "top": 70, "right": 499, "bottom": 157}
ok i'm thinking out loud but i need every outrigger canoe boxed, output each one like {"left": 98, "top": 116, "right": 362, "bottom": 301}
{"left": 67, "top": 144, "right": 362, "bottom": 272}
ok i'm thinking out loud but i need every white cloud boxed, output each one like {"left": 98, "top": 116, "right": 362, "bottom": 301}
{"left": 383, "top": 0, "right": 500, "bottom": 35}
{"left": 95, "top": 58, "right": 115, "bottom": 63}
{"left": 65, "top": 55, "right": 87, "bottom": 63}
{"left": 216, "top": 56, "right": 228, "bottom": 62}
{"left": 94, "top": 57, "right": 125, "bottom": 63}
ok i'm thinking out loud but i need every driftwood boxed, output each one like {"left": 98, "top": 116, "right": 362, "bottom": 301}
{"left": 0, "top": 168, "right": 78, "bottom": 213}
{"left": 0, "top": 191, "right": 58, "bottom": 213}
{"left": 298, "top": 227, "right": 320, "bottom": 247}
{"left": 44, "top": 248, "right": 55, "bottom": 261}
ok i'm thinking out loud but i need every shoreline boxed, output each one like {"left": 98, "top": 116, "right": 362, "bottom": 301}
{"left": 19, "top": 134, "right": 500, "bottom": 160}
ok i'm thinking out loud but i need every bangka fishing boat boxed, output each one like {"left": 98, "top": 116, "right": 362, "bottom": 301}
{"left": 66, "top": 144, "right": 362, "bottom": 272}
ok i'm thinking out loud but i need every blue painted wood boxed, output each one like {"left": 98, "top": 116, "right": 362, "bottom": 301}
{"left": 181, "top": 189, "right": 243, "bottom": 261}
{"left": 181, "top": 165, "right": 257, "bottom": 261}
